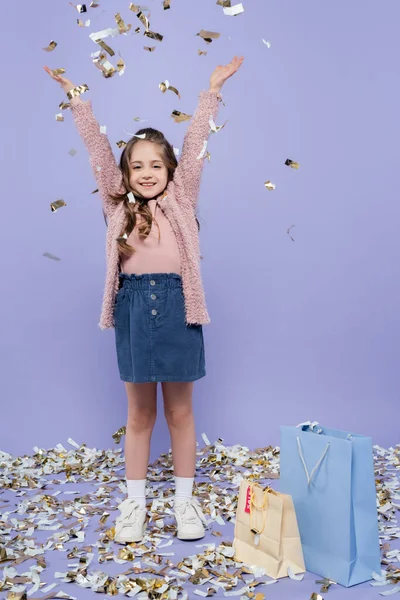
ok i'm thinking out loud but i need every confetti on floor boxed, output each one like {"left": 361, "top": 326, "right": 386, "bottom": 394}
{"left": 0, "top": 438, "right": 399, "bottom": 598}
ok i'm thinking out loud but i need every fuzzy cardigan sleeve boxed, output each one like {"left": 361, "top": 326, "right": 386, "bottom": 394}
{"left": 173, "top": 90, "right": 220, "bottom": 208}
{"left": 70, "top": 96, "right": 123, "bottom": 217}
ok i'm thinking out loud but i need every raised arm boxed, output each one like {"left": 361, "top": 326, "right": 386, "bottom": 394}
{"left": 44, "top": 67, "right": 122, "bottom": 218}
{"left": 173, "top": 56, "right": 244, "bottom": 209}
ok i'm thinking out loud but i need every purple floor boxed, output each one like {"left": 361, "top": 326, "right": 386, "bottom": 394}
{"left": 0, "top": 438, "right": 399, "bottom": 599}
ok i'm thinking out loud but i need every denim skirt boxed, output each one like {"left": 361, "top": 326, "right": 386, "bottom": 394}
{"left": 114, "top": 273, "right": 206, "bottom": 383}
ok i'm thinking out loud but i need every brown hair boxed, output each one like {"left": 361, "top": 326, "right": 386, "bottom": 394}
{"left": 110, "top": 128, "right": 178, "bottom": 257}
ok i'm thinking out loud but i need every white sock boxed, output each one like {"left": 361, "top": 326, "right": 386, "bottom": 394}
{"left": 174, "top": 476, "right": 194, "bottom": 501}
{"left": 126, "top": 479, "right": 147, "bottom": 509}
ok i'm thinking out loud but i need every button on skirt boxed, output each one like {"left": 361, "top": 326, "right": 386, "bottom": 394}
{"left": 114, "top": 273, "right": 206, "bottom": 383}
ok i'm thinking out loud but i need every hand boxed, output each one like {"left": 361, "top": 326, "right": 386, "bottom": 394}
{"left": 44, "top": 65, "right": 76, "bottom": 94}
{"left": 209, "top": 55, "right": 244, "bottom": 93}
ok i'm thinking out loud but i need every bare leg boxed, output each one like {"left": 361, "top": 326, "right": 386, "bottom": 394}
{"left": 162, "top": 381, "right": 196, "bottom": 477}
{"left": 124, "top": 382, "right": 157, "bottom": 480}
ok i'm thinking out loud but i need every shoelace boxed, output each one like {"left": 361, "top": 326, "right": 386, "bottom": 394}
{"left": 177, "top": 499, "right": 205, "bottom": 525}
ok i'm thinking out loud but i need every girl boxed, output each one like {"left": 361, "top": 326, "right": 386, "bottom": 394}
{"left": 44, "top": 55, "right": 244, "bottom": 544}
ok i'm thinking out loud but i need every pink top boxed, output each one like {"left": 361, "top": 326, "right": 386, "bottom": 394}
{"left": 70, "top": 90, "right": 220, "bottom": 329}
{"left": 121, "top": 199, "right": 181, "bottom": 275}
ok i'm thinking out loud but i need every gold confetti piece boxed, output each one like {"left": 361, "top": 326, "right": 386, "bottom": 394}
{"left": 264, "top": 180, "right": 275, "bottom": 191}
{"left": 144, "top": 30, "right": 163, "bottom": 42}
{"left": 43, "top": 40, "right": 57, "bottom": 52}
{"left": 116, "top": 140, "right": 127, "bottom": 148}
{"left": 77, "top": 18, "right": 91, "bottom": 26}
{"left": 198, "top": 49, "right": 208, "bottom": 56}
{"left": 55, "top": 113, "right": 64, "bottom": 122}
{"left": 163, "top": 0, "right": 171, "bottom": 8}
{"left": 144, "top": 45, "right": 156, "bottom": 51}
{"left": 43, "top": 252, "right": 61, "bottom": 261}
{"left": 52, "top": 68, "right": 65, "bottom": 76}
{"left": 310, "top": 595, "right": 323, "bottom": 600}
{"left": 115, "top": 12, "right": 131, "bottom": 33}
{"left": 197, "top": 29, "right": 220, "bottom": 44}
{"left": 50, "top": 199, "right": 67, "bottom": 212}
{"left": 285, "top": 158, "right": 300, "bottom": 169}
{"left": 90, "top": 1, "right": 99, "bottom": 5}
{"left": 133, "top": 116, "right": 148, "bottom": 122}
{"left": 262, "top": 38, "right": 271, "bottom": 48}
{"left": 96, "top": 39, "right": 115, "bottom": 56}
{"left": 59, "top": 101, "right": 71, "bottom": 110}
{"left": 136, "top": 9, "right": 150, "bottom": 29}
{"left": 159, "top": 80, "right": 180, "bottom": 99}
{"left": 66, "top": 83, "right": 89, "bottom": 99}
{"left": 117, "top": 58, "right": 125, "bottom": 74}
{"left": 93, "top": 52, "right": 116, "bottom": 77}
{"left": 217, "top": 0, "right": 231, "bottom": 5}
{"left": 287, "top": 224, "right": 295, "bottom": 241}
{"left": 223, "top": 2, "right": 244, "bottom": 16}
{"left": 171, "top": 110, "right": 192, "bottom": 123}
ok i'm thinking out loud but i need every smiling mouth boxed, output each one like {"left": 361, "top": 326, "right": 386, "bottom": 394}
{"left": 140, "top": 183, "right": 156, "bottom": 187}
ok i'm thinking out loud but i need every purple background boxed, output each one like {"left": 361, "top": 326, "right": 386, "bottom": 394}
{"left": 1, "top": 0, "right": 400, "bottom": 457}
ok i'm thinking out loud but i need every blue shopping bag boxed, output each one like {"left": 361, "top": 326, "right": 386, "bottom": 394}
{"left": 280, "top": 423, "right": 381, "bottom": 587}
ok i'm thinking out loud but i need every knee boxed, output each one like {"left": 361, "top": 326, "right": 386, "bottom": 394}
{"left": 164, "top": 404, "right": 193, "bottom": 429}
{"left": 127, "top": 407, "right": 157, "bottom": 433}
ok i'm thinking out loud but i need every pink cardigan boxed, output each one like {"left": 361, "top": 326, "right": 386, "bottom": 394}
{"left": 70, "top": 90, "right": 220, "bottom": 330}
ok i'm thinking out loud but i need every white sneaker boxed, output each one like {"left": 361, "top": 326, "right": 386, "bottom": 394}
{"left": 174, "top": 497, "right": 207, "bottom": 540}
{"left": 114, "top": 498, "right": 147, "bottom": 544}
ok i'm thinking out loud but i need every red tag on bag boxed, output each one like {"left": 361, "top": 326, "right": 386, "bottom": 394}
{"left": 244, "top": 485, "right": 251, "bottom": 513}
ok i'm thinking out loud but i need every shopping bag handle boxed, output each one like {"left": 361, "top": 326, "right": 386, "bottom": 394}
{"left": 296, "top": 436, "right": 330, "bottom": 486}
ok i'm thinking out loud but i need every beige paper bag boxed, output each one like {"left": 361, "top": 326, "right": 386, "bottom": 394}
{"left": 233, "top": 480, "right": 305, "bottom": 579}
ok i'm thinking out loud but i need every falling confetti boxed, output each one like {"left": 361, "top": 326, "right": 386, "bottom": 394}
{"left": 163, "top": 0, "right": 171, "bottom": 8}
{"left": 262, "top": 39, "right": 271, "bottom": 48}
{"left": 51, "top": 68, "right": 66, "bottom": 77}
{"left": 223, "top": 2, "right": 244, "bottom": 16}
{"left": 77, "top": 18, "right": 91, "bottom": 27}
{"left": 197, "top": 140, "right": 208, "bottom": 160}
{"left": 50, "top": 200, "right": 67, "bottom": 212}
{"left": 209, "top": 116, "right": 227, "bottom": 133}
{"left": 144, "top": 30, "right": 164, "bottom": 42}
{"left": 198, "top": 49, "right": 207, "bottom": 56}
{"left": 117, "top": 57, "right": 125, "bottom": 75}
{"left": 68, "top": 148, "right": 77, "bottom": 156}
{"left": 115, "top": 12, "right": 131, "bottom": 34}
{"left": 285, "top": 158, "right": 300, "bottom": 169}
{"left": 55, "top": 113, "right": 64, "bottom": 122}
{"left": 264, "top": 180, "right": 275, "bottom": 191}
{"left": 197, "top": 29, "right": 220, "bottom": 44}
{"left": 171, "top": 110, "right": 192, "bottom": 123}
{"left": 93, "top": 52, "right": 116, "bottom": 77}
{"left": 159, "top": 80, "right": 180, "bottom": 98}
{"left": 42, "top": 40, "right": 57, "bottom": 52}
{"left": 144, "top": 45, "right": 156, "bottom": 51}
{"left": 70, "top": 2, "right": 87, "bottom": 12}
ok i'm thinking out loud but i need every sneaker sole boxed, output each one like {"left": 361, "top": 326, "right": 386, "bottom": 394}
{"left": 177, "top": 532, "right": 206, "bottom": 541}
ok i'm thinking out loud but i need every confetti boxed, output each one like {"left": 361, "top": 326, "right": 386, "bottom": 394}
{"left": 217, "top": 0, "right": 231, "bottom": 5}
{"left": 209, "top": 116, "right": 227, "bottom": 133}
{"left": 77, "top": 18, "right": 91, "bottom": 27}
{"left": 144, "top": 45, "right": 156, "bottom": 51}
{"left": 50, "top": 200, "right": 67, "bottom": 212}
{"left": 262, "top": 39, "right": 271, "bottom": 48}
{"left": 51, "top": 68, "right": 65, "bottom": 76}
{"left": 89, "top": 1, "right": 99, "bottom": 6}
{"left": 70, "top": 2, "right": 87, "bottom": 12}
{"left": 128, "top": 192, "right": 136, "bottom": 204}
{"left": 43, "top": 252, "right": 61, "bottom": 261}
{"left": 100, "top": 125, "right": 107, "bottom": 134}
{"left": 59, "top": 101, "right": 71, "bottom": 110}
{"left": 197, "top": 30, "right": 220, "bottom": 44}
{"left": 315, "top": 578, "right": 336, "bottom": 593}
{"left": 43, "top": 40, "right": 57, "bottom": 52}
{"left": 93, "top": 52, "right": 116, "bottom": 77}
{"left": 55, "top": 113, "right": 64, "bottom": 122}
{"left": 288, "top": 566, "right": 304, "bottom": 580}
{"left": 117, "top": 57, "right": 125, "bottom": 75}
{"left": 68, "top": 148, "right": 77, "bottom": 156}
{"left": 66, "top": 83, "right": 89, "bottom": 99}
{"left": 264, "top": 180, "right": 275, "bottom": 191}
{"left": 285, "top": 158, "right": 300, "bottom": 169}
{"left": 223, "top": 2, "right": 244, "bottom": 16}
{"left": 116, "top": 140, "right": 127, "bottom": 148}
{"left": 159, "top": 80, "right": 180, "bottom": 99}
{"left": 287, "top": 225, "right": 295, "bottom": 241}
{"left": 144, "top": 30, "right": 164, "bottom": 42}
{"left": 197, "top": 141, "right": 208, "bottom": 160}
{"left": 198, "top": 49, "right": 208, "bottom": 56}
{"left": 171, "top": 110, "right": 192, "bottom": 123}
{"left": 115, "top": 12, "right": 131, "bottom": 34}
{"left": 163, "top": 0, "right": 171, "bottom": 8}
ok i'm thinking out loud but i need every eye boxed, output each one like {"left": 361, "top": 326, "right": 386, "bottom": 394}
{"left": 154, "top": 165, "right": 162, "bottom": 169}
{"left": 132, "top": 166, "right": 140, "bottom": 169}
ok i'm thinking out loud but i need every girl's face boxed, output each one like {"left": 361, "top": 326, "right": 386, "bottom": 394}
{"left": 128, "top": 141, "right": 168, "bottom": 199}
